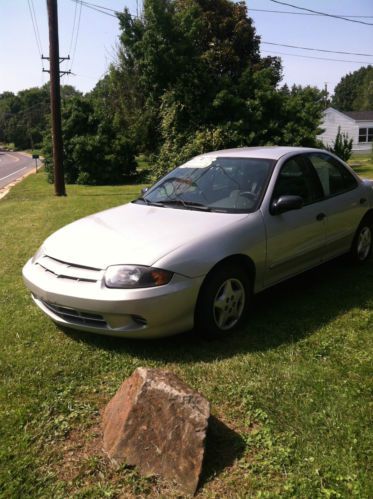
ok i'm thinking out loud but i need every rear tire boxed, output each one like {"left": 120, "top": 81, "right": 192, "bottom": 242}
{"left": 350, "top": 219, "right": 372, "bottom": 263}
{"left": 195, "top": 263, "right": 251, "bottom": 339}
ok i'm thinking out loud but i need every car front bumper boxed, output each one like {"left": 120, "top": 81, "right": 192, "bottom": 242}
{"left": 22, "top": 258, "right": 203, "bottom": 338}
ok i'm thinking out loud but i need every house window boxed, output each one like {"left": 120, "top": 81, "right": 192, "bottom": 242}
{"left": 359, "top": 127, "right": 373, "bottom": 143}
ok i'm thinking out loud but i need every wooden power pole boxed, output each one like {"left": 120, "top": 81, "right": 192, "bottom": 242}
{"left": 46, "top": 0, "right": 66, "bottom": 196}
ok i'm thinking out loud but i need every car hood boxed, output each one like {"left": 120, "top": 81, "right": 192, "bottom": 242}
{"left": 42, "top": 202, "right": 248, "bottom": 270}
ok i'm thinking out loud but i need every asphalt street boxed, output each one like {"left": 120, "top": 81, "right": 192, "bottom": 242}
{"left": 0, "top": 151, "right": 36, "bottom": 190}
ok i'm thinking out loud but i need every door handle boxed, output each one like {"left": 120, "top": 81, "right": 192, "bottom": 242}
{"left": 316, "top": 213, "right": 326, "bottom": 221}
{"left": 360, "top": 198, "right": 367, "bottom": 205}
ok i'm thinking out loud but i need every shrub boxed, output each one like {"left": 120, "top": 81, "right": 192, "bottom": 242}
{"left": 327, "top": 127, "right": 353, "bottom": 161}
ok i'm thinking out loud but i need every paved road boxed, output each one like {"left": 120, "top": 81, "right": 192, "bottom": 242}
{"left": 0, "top": 151, "right": 36, "bottom": 190}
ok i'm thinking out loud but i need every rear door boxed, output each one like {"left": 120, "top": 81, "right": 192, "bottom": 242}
{"left": 306, "top": 152, "right": 366, "bottom": 259}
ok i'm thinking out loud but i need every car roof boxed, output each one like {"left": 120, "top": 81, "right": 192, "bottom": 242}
{"left": 200, "top": 146, "right": 324, "bottom": 160}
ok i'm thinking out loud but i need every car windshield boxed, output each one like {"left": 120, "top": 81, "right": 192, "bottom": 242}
{"left": 137, "top": 156, "right": 274, "bottom": 213}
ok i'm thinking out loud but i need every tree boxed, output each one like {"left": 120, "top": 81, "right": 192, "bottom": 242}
{"left": 112, "top": 0, "right": 277, "bottom": 154}
{"left": 43, "top": 95, "right": 137, "bottom": 185}
{"left": 109, "top": 0, "right": 324, "bottom": 178}
{"left": 0, "top": 84, "right": 80, "bottom": 150}
{"left": 332, "top": 66, "right": 373, "bottom": 111}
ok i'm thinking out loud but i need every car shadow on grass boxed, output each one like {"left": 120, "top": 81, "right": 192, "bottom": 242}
{"left": 61, "top": 256, "right": 373, "bottom": 363}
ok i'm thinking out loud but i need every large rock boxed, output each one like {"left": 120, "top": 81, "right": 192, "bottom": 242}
{"left": 102, "top": 367, "right": 210, "bottom": 495}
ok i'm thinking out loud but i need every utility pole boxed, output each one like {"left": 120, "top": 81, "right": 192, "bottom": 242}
{"left": 45, "top": 0, "right": 66, "bottom": 196}
{"left": 324, "top": 82, "right": 329, "bottom": 109}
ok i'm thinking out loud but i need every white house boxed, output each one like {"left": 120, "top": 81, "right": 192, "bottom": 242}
{"left": 317, "top": 107, "right": 373, "bottom": 153}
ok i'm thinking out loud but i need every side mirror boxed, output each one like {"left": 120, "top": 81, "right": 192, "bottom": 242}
{"left": 271, "top": 195, "right": 304, "bottom": 215}
{"left": 141, "top": 187, "right": 149, "bottom": 196}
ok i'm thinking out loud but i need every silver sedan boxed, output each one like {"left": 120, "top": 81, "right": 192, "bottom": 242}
{"left": 23, "top": 147, "right": 373, "bottom": 338}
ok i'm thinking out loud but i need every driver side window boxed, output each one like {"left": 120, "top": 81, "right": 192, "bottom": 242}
{"left": 272, "top": 157, "right": 323, "bottom": 205}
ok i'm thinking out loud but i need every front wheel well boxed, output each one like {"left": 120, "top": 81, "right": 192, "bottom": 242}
{"left": 198, "top": 254, "right": 256, "bottom": 297}
{"left": 361, "top": 209, "right": 373, "bottom": 226}
{"left": 194, "top": 254, "right": 255, "bottom": 337}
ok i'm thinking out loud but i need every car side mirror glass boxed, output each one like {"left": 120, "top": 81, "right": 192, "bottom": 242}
{"left": 271, "top": 195, "right": 304, "bottom": 215}
{"left": 141, "top": 187, "right": 149, "bottom": 196}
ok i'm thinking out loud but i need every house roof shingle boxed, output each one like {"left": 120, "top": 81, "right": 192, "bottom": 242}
{"left": 343, "top": 111, "right": 373, "bottom": 121}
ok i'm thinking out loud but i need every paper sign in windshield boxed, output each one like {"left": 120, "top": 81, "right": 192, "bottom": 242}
{"left": 183, "top": 156, "right": 217, "bottom": 169}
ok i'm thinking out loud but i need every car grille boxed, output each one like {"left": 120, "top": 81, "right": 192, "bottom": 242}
{"left": 36, "top": 256, "right": 102, "bottom": 283}
{"left": 40, "top": 299, "right": 108, "bottom": 328}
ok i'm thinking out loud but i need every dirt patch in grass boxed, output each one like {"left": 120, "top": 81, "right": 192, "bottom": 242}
{"left": 51, "top": 405, "right": 248, "bottom": 497}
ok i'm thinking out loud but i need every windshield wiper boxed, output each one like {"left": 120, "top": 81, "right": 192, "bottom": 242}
{"left": 133, "top": 197, "right": 165, "bottom": 207}
{"left": 158, "top": 199, "right": 211, "bottom": 211}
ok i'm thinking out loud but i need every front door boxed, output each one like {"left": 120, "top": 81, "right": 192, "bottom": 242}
{"left": 264, "top": 155, "right": 326, "bottom": 286}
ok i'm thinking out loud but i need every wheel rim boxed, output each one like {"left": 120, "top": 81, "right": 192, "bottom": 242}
{"left": 357, "top": 226, "right": 372, "bottom": 261}
{"left": 213, "top": 278, "right": 245, "bottom": 331}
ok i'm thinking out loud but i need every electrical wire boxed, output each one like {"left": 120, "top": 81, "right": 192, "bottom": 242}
{"left": 249, "top": 8, "right": 373, "bottom": 19}
{"left": 27, "top": 0, "right": 43, "bottom": 62}
{"left": 261, "top": 50, "right": 373, "bottom": 65}
{"left": 269, "top": 0, "right": 373, "bottom": 26}
{"left": 30, "top": 0, "right": 43, "bottom": 54}
{"left": 70, "top": 0, "right": 117, "bottom": 18}
{"left": 76, "top": 1, "right": 118, "bottom": 13}
{"left": 68, "top": 0, "right": 79, "bottom": 56}
{"left": 262, "top": 42, "right": 373, "bottom": 58}
{"left": 70, "top": 0, "right": 138, "bottom": 19}
{"left": 70, "top": 0, "right": 83, "bottom": 72}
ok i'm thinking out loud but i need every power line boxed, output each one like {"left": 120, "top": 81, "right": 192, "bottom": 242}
{"left": 262, "top": 42, "right": 373, "bottom": 58}
{"left": 27, "top": 0, "right": 43, "bottom": 59}
{"left": 262, "top": 50, "right": 373, "bottom": 65}
{"left": 70, "top": 1, "right": 83, "bottom": 72}
{"left": 70, "top": 0, "right": 117, "bottom": 18}
{"left": 77, "top": 1, "right": 118, "bottom": 13}
{"left": 249, "top": 8, "right": 373, "bottom": 18}
{"left": 269, "top": 0, "right": 373, "bottom": 26}
{"left": 68, "top": 0, "right": 79, "bottom": 56}
{"left": 30, "top": 0, "right": 44, "bottom": 54}
{"left": 70, "top": 0, "right": 138, "bottom": 19}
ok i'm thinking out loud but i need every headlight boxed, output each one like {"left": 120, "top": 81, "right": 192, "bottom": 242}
{"left": 104, "top": 265, "right": 173, "bottom": 289}
{"left": 31, "top": 245, "right": 46, "bottom": 264}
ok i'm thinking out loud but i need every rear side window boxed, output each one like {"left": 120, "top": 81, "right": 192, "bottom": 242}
{"left": 308, "top": 153, "right": 357, "bottom": 196}
{"left": 272, "top": 156, "right": 323, "bottom": 205}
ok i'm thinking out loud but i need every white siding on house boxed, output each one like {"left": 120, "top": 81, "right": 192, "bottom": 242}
{"left": 317, "top": 107, "right": 373, "bottom": 153}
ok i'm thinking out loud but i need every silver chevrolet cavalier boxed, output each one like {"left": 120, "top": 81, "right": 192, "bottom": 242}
{"left": 23, "top": 147, "right": 373, "bottom": 339}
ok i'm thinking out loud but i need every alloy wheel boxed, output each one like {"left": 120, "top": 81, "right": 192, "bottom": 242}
{"left": 357, "top": 226, "right": 372, "bottom": 261}
{"left": 212, "top": 278, "right": 245, "bottom": 331}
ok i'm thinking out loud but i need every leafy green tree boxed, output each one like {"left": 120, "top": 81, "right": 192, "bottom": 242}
{"left": 43, "top": 95, "right": 137, "bottom": 185}
{"left": 0, "top": 84, "right": 80, "bottom": 150}
{"left": 332, "top": 66, "right": 373, "bottom": 111}
{"left": 110, "top": 0, "right": 324, "bottom": 178}
{"left": 113, "top": 0, "right": 274, "bottom": 153}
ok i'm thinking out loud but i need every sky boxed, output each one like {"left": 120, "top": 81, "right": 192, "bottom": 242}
{"left": 0, "top": 0, "right": 372, "bottom": 97}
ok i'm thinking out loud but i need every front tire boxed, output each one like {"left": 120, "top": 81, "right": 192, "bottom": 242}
{"left": 195, "top": 264, "right": 251, "bottom": 338}
{"left": 350, "top": 220, "right": 372, "bottom": 263}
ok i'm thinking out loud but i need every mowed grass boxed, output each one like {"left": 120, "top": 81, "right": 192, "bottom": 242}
{"left": 349, "top": 152, "right": 373, "bottom": 179}
{"left": 0, "top": 171, "right": 372, "bottom": 498}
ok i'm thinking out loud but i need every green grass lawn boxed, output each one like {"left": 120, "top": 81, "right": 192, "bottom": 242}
{"left": 0, "top": 173, "right": 372, "bottom": 498}
{"left": 348, "top": 152, "right": 373, "bottom": 179}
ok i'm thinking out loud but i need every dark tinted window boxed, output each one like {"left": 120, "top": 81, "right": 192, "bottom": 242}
{"left": 359, "top": 127, "right": 373, "bottom": 143}
{"left": 272, "top": 156, "right": 323, "bottom": 204}
{"left": 308, "top": 153, "right": 357, "bottom": 196}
